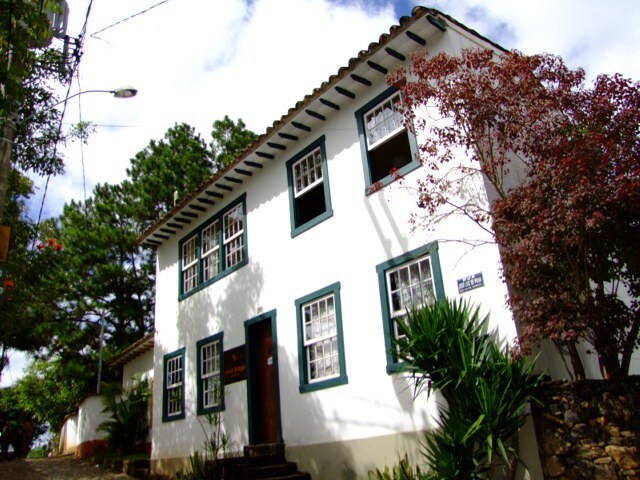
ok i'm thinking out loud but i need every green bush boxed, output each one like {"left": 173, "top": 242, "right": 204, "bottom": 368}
{"left": 97, "top": 377, "right": 150, "bottom": 455}
{"left": 27, "top": 444, "right": 50, "bottom": 458}
{"left": 369, "top": 455, "right": 425, "bottom": 480}
{"left": 394, "top": 298, "right": 541, "bottom": 479}
{"left": 176, "top": 451, "right": 207, "bottom": 480}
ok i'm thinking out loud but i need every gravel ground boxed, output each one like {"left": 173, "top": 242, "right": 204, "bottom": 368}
{"left": 0, "top": 455, "right": 136, "bottom": 480}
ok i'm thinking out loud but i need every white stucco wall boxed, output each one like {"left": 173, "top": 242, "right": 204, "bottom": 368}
{"left": 122, "top": 349, "right": 154, "bottom": 392}
{"left": 58, "top": 414, "right": 78, "bottom": 454}
{"left": 150, "top": 15, "right": 522, "bottom": 468}
{"left": 77, "top": 395, "right": 108, "bottom": 445}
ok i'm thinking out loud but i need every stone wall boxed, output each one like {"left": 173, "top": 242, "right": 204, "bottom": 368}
{"left": 532, "top": 377, "right": 640, "bottom": 479}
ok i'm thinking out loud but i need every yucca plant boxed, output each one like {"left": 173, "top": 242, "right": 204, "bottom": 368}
{"left": 176, "top": 451, "right": 207, "bottom": 480}
{"left": 97, "top": 377, "right": 151, "bottom": 455}
{"left": 368, "top": 455, "right": 425, "bottom": 480}
{"left": 394, "top": 298, "right": 541, "bottom": 479}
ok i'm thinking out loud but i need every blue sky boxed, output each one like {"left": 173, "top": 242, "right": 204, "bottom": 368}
{"left": 5, "top": 0, "right": 640, "bottom": 386}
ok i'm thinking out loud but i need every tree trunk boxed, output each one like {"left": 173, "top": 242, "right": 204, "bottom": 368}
{"left": 0, "top": 117, "right": 17, "bottom": 225}
{"left": 566, "top": 341, "right": 586, "bottom": 380}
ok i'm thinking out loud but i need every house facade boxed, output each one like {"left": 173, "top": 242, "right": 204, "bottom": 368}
{"left": 139, "top": 7, "right": 540, "bottom": 478}
{"left": 57, "top": 331, "right": 155, "bottom": 458}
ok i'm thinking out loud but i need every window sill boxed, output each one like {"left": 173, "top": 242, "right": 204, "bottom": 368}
{"left": 365, "top": 158, "right": 421, "bottom": 196}
{"left": 162, "top": 412, "right": 185, "bottom": 423}
{"left": 290, "top": 209, "right": 333, "bottom": 238}
{"left": 179, "top": 258, "right": 249, "bottom": 301}
{"left": 299, "top": 374, "right": 348, "bottom": 393}
{"left": 197, "top": 403, "right": 225, "bottom": 416}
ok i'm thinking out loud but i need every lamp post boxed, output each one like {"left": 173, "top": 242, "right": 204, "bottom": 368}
{"left": 0, "top": 86, "right": 138, "bottom": 226}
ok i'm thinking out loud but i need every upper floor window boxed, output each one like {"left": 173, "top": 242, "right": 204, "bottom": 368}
{"left": 179, "top": 194, "right": 248, "bottom": 299}
{"left": 375, "top": 243, "right": 445, "bottom": 373}
{"left": 355, "top": 87, "right": 420, "bottom": 194}
{"left": 163, "top": 348, "right": 185, "bottom": 422}
{"left": 197, "top": 333, "right": 224, "bottom": 415}
{"left": 295, "top": 282, "right": 348, "bottom": 393}
{"left": 286, "top": 136, "right": 333, "bottom": 237}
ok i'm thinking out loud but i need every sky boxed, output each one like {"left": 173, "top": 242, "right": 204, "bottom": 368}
{"left": 3, "top": 0, "right": 640, "bottom": 386}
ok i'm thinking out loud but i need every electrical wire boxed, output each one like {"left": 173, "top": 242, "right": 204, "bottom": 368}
{"left": 76, "top": 76, "right": 88, "bottom": 209}
{"left": 90, "top": 0, "right": 172, "bottom": 38}
{"left": 33, "top": 0, "right": 95, "bottom": 231}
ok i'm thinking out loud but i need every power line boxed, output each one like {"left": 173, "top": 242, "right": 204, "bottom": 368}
{"left": 90, "top": 0, "right": 173, "bottom": 38}
{"left": 34, "top": 0, "right": 95, "bottom": 229}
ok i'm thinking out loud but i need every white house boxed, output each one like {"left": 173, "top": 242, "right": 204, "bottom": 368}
{"left": 138, "top": 7, "right": 542, "bottom": 479}
{"left": 57, "top": 331, "right": 155, "bottom": 459}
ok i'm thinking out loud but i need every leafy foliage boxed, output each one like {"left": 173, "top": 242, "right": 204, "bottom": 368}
{"left": 395, "top": 299, "right": 541, "bottom": 479}
{"left": 390, "top": 49, "right": 640, "bottom": 379}
{"left": 369, "top": 455, "right": 424, "bottom": 480}
{"left": 178, "top": 387, "right": 236, "bottom": 480}
{"left": 0, "top": 383, "right": 47, "bottom": 455}
{"left": 123, "top": 123, "right": 214, "bottom": 230}
{"left": 98, "top": 378, "right": 151, "bottom": 455}
{"left": 210, "top": 115, "right": 258, "bottom": 171}
{"left": 14, "top": 359, "right": 91, "bottom": 434}
{"left": 0, "top": 171, "right": 66, "bottom": 379}
{"left": 176, "top": 451, "right": 208, "bottom": 480}
{"left": 1, "top": 115, "right": 256, "bottom": 429}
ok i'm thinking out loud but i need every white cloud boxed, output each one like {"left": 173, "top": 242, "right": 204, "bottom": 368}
{"left": 35, "top": 0, "right": 398, "bottom": 219}
{"left": 37, "top": 0, "right": 640, "bottom": 220}
{"left": 430, "top": 0, "right": 640, "bottom": 80}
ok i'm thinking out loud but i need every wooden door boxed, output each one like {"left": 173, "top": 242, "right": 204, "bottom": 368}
{"left": 248, "top": 318, "right": 278, "bottom": 444}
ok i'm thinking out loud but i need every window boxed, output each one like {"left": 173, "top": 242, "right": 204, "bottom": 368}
{"left": 197, "top": 333, "right": 224, "bottom": 415}
{"left": 179, "top": 194, "right": 248, "bottom": 298}
{"left": 182, "top": 235, "right": 198, "bottom": 293}
{"left": 163, "top": 348, "right": 185, "bottom": 422}
{"left": 201, "top": 221, "right": 220, "bottom": 282}
{"left": 295, "top": 282, "right": 348, "bottom": 393}
{"left": 286, "top": 136, "right": 333, "bottom": 237}
{"left": 375, "top": 243, "right": 445, "bottom": 373}
{"left": 355, "top": 87, "right": 420, "bottom": 194}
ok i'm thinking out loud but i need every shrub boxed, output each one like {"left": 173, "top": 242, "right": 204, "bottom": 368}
{"left": 97, "top": 377, "right": 150, "bottom": 455}
{"left": 395, "top": 298, "right": 541, "bottom": 479}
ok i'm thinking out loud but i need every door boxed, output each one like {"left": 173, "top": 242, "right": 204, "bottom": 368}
{"left": 246, "top": 313, "right": 280, "bottom": 444}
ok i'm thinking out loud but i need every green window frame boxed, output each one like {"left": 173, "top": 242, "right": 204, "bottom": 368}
{"left": 178, "top": 194, "right": 248, "bottom": 299}
{"left": 355, "top": 86, "right": 420, "bottom": 195}
{"left": 162, "top": 347, "right": 185, "bottom": 422}
{"left": 295, "top": 282, "right": 348, "bottom": 393}
{"left": 375, "top": 243, "right": 445, "bottom": 374}
{"left": 196, "top": 333, "right": 224, "bottom": 415}
{"left": 285, "top": 135, "right": 333, "bottom": 237}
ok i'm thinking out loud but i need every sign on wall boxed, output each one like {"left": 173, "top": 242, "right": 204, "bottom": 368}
{"left": 457, "top": 272, "right": 484, "bottom": 294}
{"left": 224, "top": 345, "right": 247, "bottom": 384}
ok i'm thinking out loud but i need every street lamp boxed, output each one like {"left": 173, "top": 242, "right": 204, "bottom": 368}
{"left": 18, "top": 86, "right": 138, "bottom": 125}
{"left": 62, "top": 86, "right": 138, "bottom": 103}
{"left": 0, "top": 86, "right": 138, "bottom": 226}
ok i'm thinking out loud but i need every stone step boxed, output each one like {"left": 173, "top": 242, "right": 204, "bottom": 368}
{"left": 132, "top": 467, "right": 150, "bottom": 479}
{"left": 243, "top": 443, "right": 285, "bottom": 458}
{"left": 262, "top": 474, "right": 311, "bottom": 480}
{"left": 241, "top": 461, "right": 297, "bottom": 479}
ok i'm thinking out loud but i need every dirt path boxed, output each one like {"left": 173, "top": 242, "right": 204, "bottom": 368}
{"left": 0, "top": 455, "right": 136, "bottom": 480}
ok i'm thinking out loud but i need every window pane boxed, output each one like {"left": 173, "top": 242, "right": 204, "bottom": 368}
{"left": 200, "top": 340, "right": 222, "bottom": 409}
{"left": 224, "top": 205, "right": 244, "bottom": 268}
{"left": 387, "top": 255, "right": 435, "bottom": 325}
{"left": 293, "top": 147, "right": 324, "bottom": 196}
{"left": 303, "top": 293, "right": 340, "bottom": 383}
{"left": 182, "top": 236, "right": 198, "bottom": 267}
{"left": 365, "top": 92, "right": 404, "bottom": 149}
